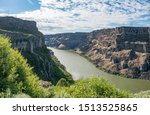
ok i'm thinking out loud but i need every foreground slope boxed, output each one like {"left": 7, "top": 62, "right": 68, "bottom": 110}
{"left": 0, "top": 36, "right": 50, "bottom": 97}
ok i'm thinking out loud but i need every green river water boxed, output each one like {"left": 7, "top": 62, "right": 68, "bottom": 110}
{"left": 49, "top": 47, "right": 150, "bottom": 93}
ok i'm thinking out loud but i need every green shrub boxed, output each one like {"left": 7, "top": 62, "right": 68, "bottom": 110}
{"left": 134, "top": 90, "right": 150, "bottom": 98}
{"left": 0, "top": 35, "right": 50, "bottom": 97}
{"left": 13, "top": 93, "right": 31, "bottom": 98}
{"left": 56, "top": 78, "right": 70, "bottom": 87}
{"left": 52, "top": 77, "right": 131, "bottom": 98}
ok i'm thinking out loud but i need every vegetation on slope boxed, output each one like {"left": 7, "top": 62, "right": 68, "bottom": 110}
{"left": 0, "top": 35, "right": 50, "bottom": 98}
{"left": 0, "top": 36, "right": 130, "bottom": 98}
{"left": 22, "top": 47, "right": 73, "bottom": 85}
{"left": 52, "top": 77, "right": 131, "bottom": 98}
{"left": 134, "top": 90, "right": 150, "bottom": 98}
{"left": 0, "top": 35, "right": 149, "bottom": 98}
{"left": 0, "top": 16, "right": 73, "bottom": 85}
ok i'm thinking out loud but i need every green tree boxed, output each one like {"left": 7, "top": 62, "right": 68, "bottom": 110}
{"left": 0, "top": 35, "right": 50, "bottom": 97}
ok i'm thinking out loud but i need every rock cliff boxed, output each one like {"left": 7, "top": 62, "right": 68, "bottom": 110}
{"left": 46, "top": 27, "right": 150, "bottom": 80}
{"left": 45, "top": 32, "right": 89, "bottom": 49}
{"left": 0, "top": 16, "right": 73, "bottom": 84}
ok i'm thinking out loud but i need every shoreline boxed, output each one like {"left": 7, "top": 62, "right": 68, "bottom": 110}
{"left": 47, "top": 46, "right": 150, "bottom": 82}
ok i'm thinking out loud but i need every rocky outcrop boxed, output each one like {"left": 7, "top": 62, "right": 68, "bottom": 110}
{"left": 85, "top": 27, "right": 150, "bottom": 80}
{"left": 0, "top": 29, "right": 44, "bottom": 53}
{"left": 46, "top": 27, "right": 150, "bottom": 80}
{"left": 0, "top": 16, "right": 42, "bottom": 37}
{"left": 115, "top": 27, "right": 150, "bottom": 53}
{"left": 0, "top": 16, "right": 73, "bottom": 84}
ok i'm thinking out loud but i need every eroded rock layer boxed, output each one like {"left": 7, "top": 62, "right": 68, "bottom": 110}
{"left": 0, "top": 16, "right": 73, "bottom": 84}
{"left": 46, "top": 27, "right": 150, "bottom": 80}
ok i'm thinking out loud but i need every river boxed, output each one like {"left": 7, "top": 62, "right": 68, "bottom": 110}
{"left": 48, "top": 47, "right": 150, "bottom": 93}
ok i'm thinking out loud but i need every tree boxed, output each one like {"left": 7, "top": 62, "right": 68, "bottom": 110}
{"left": 0, "top": 35, "right": 50, "bottom": 97}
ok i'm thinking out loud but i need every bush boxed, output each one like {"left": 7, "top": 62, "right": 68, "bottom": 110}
{"left": 0, "top": 35, "right": 50, "bottom": 97}
{"left": 13, "top": 93, "right": 31, "bottom": 98}
{"left": 56, "top": 78, "right": 70, "bottom": 87}
{"left": 134, "top": 90, "right": 150, "bottom": 98}
{"left": 52, "top": 77, "right": 131, "bottom": 98}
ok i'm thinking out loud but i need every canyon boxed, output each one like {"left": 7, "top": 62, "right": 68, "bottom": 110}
{"left": 46, "top": 27, "right": 150, "bottom": 80}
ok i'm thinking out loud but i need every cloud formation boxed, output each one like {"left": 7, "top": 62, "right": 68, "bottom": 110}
{"left": 0, "top": 0, "right": 150, "bottom": 34}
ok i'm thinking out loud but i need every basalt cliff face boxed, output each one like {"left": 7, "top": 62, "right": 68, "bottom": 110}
{"left": 46, "top": 27, "right": 150, "bottom": 80}
{"left": 0, "top": 16, "right": 44, "bottom": 52}
{"left": 45, "top": 32, "right": 89, "bottom": 49}
{"left": 0, "top": 16, "right": 72, "bottom": 84}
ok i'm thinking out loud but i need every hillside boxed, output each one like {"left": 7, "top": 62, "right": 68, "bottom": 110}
{"left": 0, "top": 16, "right": 73, "bottom": 84}
{"left": 0, "top": 36, "right": 50, "bottom": 97}
{"left": 0, "top": 35, "right": 149, "bottom": 98}
{"left": 46, "top": 27, "right": 150, "bottom": 80}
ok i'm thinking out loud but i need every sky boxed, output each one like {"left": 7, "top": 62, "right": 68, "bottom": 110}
{"left": 0, "top": 0, "right": 150, "bottom": 35}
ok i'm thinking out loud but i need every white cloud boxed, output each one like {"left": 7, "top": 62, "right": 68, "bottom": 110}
{"left": 0, "top": 0, "right": 150, "bottom": 34}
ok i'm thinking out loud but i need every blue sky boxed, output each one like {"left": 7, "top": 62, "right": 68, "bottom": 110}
{"left": 0, "top": 0, "right": 150, "bottom": 34}
{"left": 0, "top": 0, "right": 40, "bottom": 13}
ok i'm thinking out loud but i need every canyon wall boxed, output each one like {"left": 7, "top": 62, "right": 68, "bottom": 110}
{"left": 0, "top": 16, "right": 72, "bottom": 84}
{"left": 45, "top": 32, "right": 89, "bottom": 49}
{"left": 46, "top": 27, "right": 150, "bottom": 80}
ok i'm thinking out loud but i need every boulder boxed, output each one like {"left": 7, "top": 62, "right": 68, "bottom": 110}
{"left": 58, "top": 44, "right": 66, "bottom": 49}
